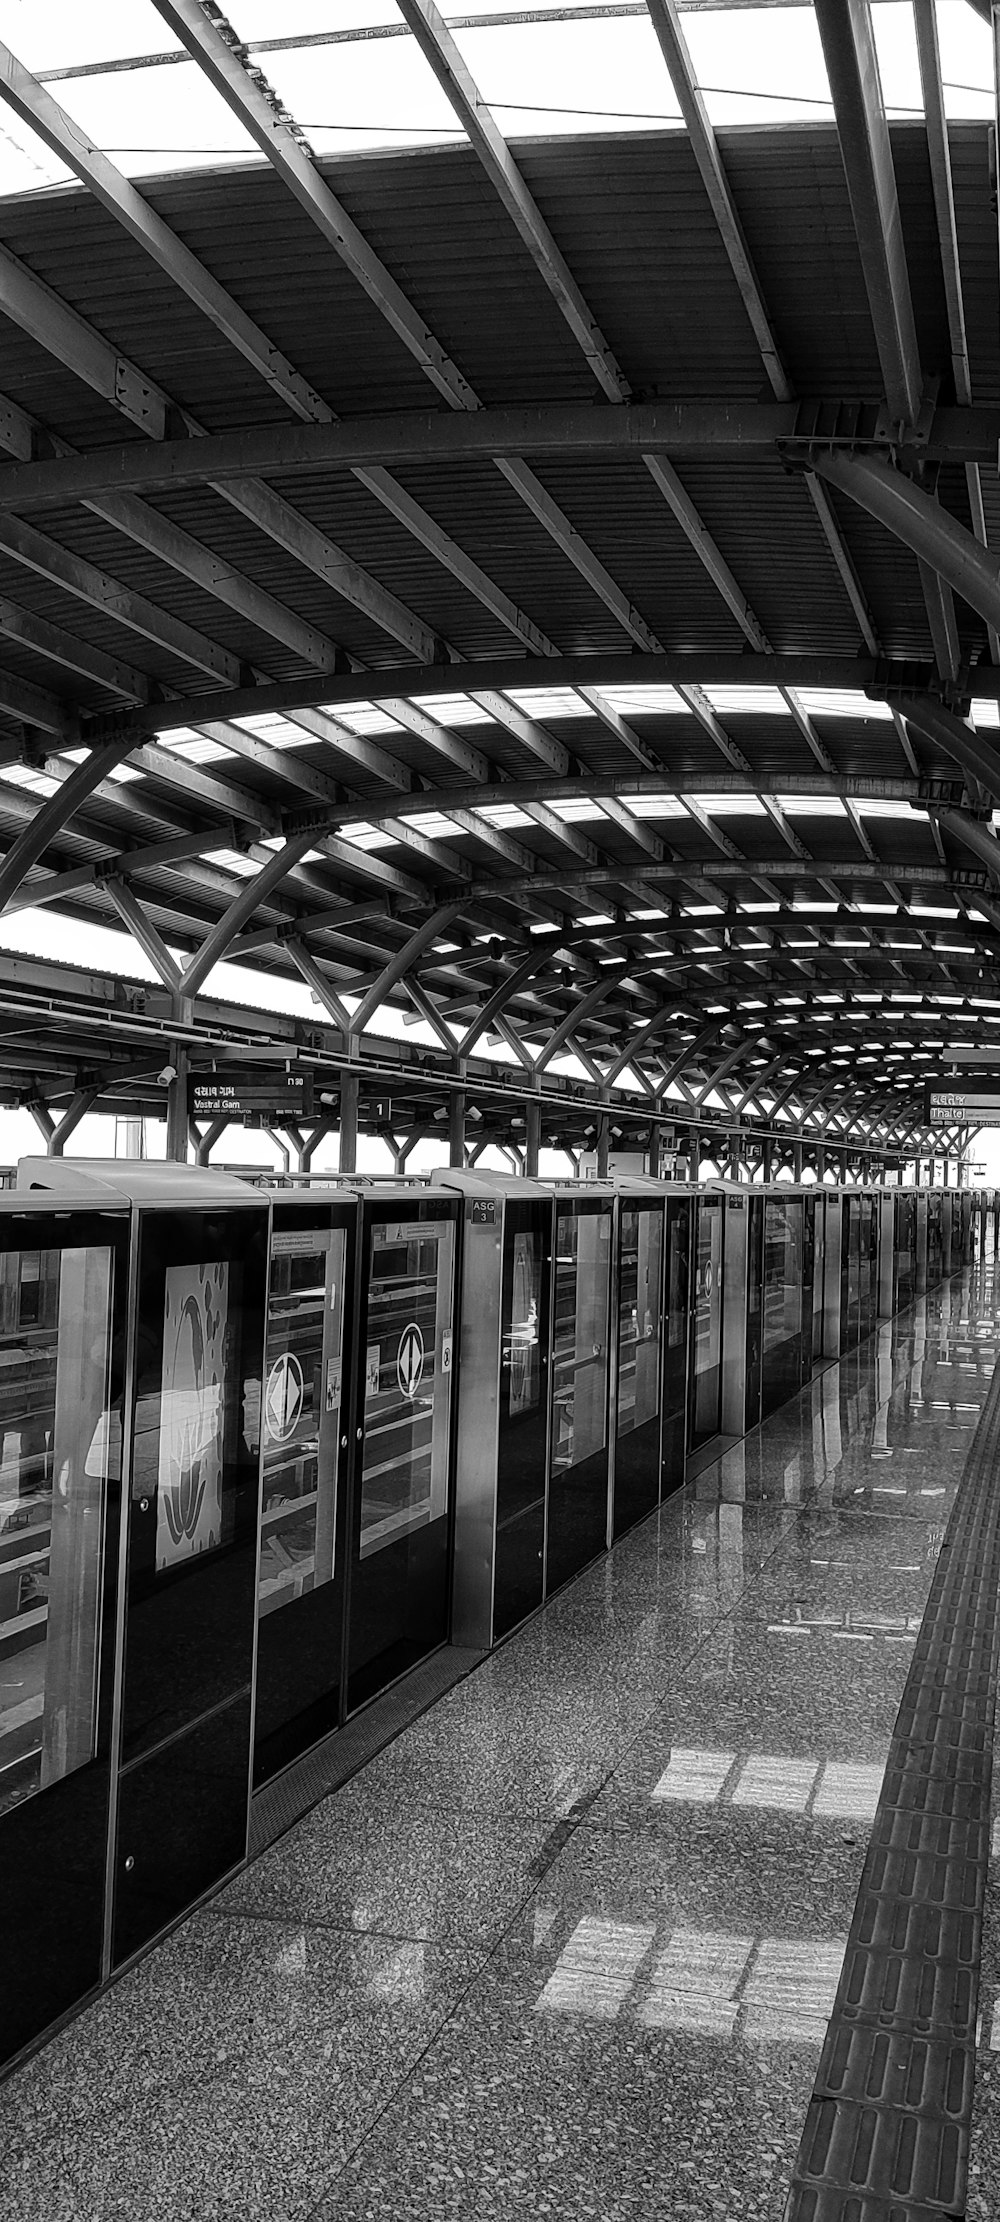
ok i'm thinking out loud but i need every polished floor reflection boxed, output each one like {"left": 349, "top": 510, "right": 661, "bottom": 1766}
{"left": 2, "top": 1268, "right": 999, "bottom": 2221}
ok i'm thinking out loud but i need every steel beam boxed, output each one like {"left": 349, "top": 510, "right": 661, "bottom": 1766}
{"left": 84, "top": 652, "right": 913, "bottom": 742}
{"left": 0, "top": 510, "right": 241, "bottom": 685}
{"left": 806, "top": 451, "right": 1000, "bottom": 639}
{"left": 0, "top": 594, "right": 150, "bottom": 703}
{"left": 0, "top": 40, "right": 328, "bottom": 424}
{"left": 0, "top": 663, "right": 79, "bottom": 740}
{"left": 395, "top": 0, "right": 628, "bottom": 401}
{"left": 0, "top": 736, "right": 146, "bottom": 914}
{"left": 0, "top": 238, "right": 165, "bottom": 439}
{"left": 177, "top": 830, "right": 321, "bottom": 998}
{"left": 285, "top": 939, "right": 353, "bottom": 1032}
{"left": 349, "top": 903, "right": 467, "bottom": 1038}
{"left": 897, "top": 694, "right": 1000, "bottom": 802}
{"left": 104, "top": 877, "right": 182, "bottom": 992}
{"left": 814, "top": 0, "right": 922, "bottom": 425}
{"left": 151, "top": 0, "right": 476, "bottom": 412}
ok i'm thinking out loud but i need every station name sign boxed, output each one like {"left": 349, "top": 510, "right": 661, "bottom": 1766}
{"left": 190, "top": 1069, "right": 312, "bottom": 1121}
{"left": 925, "top": 1087, "right": 1000, "bottom": 1128}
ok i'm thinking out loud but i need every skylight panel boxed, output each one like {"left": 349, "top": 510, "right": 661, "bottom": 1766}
{"left": 340, "top": 822, "right": 398, "bottom": 851}
{"left": 50, "top": 60, "right": 261, "bottom": 179}
{"left": 682, "top": 4, "right": 837, "bottom": 129}
{"left": 237, "top": 714, "right": 310, "bottom": 748}
{"left": 333, "top": 703, "right": 410, "bottom": 738}
{"left": 852, "top": 800, "right": 915, "bottom": 819}
{"left": 256, "top": 24, "right": 463, "bottom": 156}
{"left": 779, "top": 796, "right": 847, "bottom": 817}
{"left": 600, "top": 685, "right": 684, "bottom": 715}
{"left": 937, "top": 0, "right": 994, "bottom": 119}
{"left": 544, "top": 797, "right": 606, "bottom": 823}
{"left": 7, "top": 0, "right": 185, "bottom": 73}
{"left": 690, "top": 793, "right": 766, "bottom": 816}
{"left": 0, "top": 763, "right": 59, "bottom": 797}
{"left": 971, "top": 699, "right": 1000, "bottom": 728}
{"left": 477, "top": 802, "right": 534, "bottom": 828}
{"left": 795, "top": 689, "right": 893, "bottom": 721}
{"left": 401, "top": 811, "right": 458, "bottom": 837}
{"left": 203, "top": 848, "right": 262, "bottom": 876}
{"left": 506, "top": 688, "right": 588, "bottom": 719}
{"left": 627, "top": 795, "right": 687, "bottom": 818}
{"left": 158, "top": 733, "right": 235, "bottom": 764}
{"left": 226, "top": 2, "right": 391, "bottom": 35}
{"left": 703, "top": 686, "right": 787, "bottom": 717}
{"left": 407, "top": 693, "right": 494, "bottom": 726}
{"left": 455, "top": 13, "right": 682, "bottom": 135}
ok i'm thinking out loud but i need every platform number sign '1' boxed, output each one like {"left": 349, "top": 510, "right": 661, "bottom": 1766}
{"left": 397, "top": 1322, "right": 424, "bottom": 1399}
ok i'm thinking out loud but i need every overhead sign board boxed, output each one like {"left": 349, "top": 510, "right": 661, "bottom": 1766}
{"left": 926, "top": 1088, "right": 1000, "bottom": 1127}
{"left": 190, "top": 1070, "right": 312, "bottom": 1122}
{"left": 935, "top": 1048, "right": 1000, "bottom": 1068}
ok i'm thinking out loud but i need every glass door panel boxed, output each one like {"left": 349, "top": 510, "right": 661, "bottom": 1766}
{"left": 546, "top": 1206, "right": 613, "bottom": 1593}
{"left": 613, "top": 1205, "right": 664, "bottom": 1539}
{"left": 761, "top": 1198, "right": 804, "bottom": 1419}
{"left": 662, "top": 1197, "right": 690, "bottom": 1494}
{"left": 253, "top": 1221, "right": 349, "bottom": 1785}
{"left": 0, "top": 1218, "right": 127, "bottom": 2068}
{"left": 113, "top": 1206, "right": 267, "bottom": 1968}
{"left": 494, "top": 1201, "right": 550, "bottom": 1639}
{"left": 347, "top": 1210, "right": 457, "bottom": 1711}
{"left": 690, "top": 1200, "right": 724, "bottom": 1448}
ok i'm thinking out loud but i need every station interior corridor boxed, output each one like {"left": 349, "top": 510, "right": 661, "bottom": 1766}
{"left": 2, "top": 1267, "right": 999, "bottom": 2222}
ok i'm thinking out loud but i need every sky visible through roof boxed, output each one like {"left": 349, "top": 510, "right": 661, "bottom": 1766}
{"left": 0, "top": 0, "right": 994, "bottom": 190}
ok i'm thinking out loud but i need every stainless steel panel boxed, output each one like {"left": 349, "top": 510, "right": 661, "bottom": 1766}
{"left": 720, "top": 1194, "right": 749, "bottom": 1438}
{"left": 450, "top": 1198, "right": 504, "bottom": 1650}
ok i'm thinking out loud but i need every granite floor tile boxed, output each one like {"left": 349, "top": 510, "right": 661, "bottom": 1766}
{"left": 309, "top": 1944, "right": 831, "bottom": 2222}
{"left": 0, "top": 1913, "right": 471, "bottom": 2174}
{"left": 0, "top": 1918, "right": 473, "bottom": 2222}
{"left": 215, "top": 1777, "right": 561, "bottom": 1930}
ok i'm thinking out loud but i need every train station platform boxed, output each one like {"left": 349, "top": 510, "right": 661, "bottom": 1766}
{"left": 2, "top": 1267, "right": 1000, "bottom": 2222}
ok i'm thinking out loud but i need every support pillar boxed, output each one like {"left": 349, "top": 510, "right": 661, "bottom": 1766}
{"left": 301, "top": 1116, "right": 333, "bottom": 1173}
{"left": 165, "top": 1045, "right": 189, "bottom": 1163}
{"left": 792, "top": 1140, "right": 804, "bottom": 1181}
{"left": 449, "top": 1089, "right": 466, "bottom": 1170}
{"left": 839, "top": 1146, "right": 849, "bottom": 1181}
{"left": 28, "top": 1101, "right": 54, "bottom": 1149}
{"left": 47, "top": 1087, "right": 98, "bottom": 1158}
{"left": 689, "top": 1127, "right": 701, "bottom": 1182}
{"left": 193, "top": 1116, "right": 228, "bottom": 1167}
{"left": 524, "top": 1096, "right": 541, "bottom": 1179}
{"left": 339, "top": 1068, "right": 359, "bottom": 1176}
{"left": 647, "top": 1124, "right": 660, "bottom": 1179}
{"left": 596, "top": 1114, "right": 610, "bottom": 1180}
{"left": 263, "top": 1126, "right": 291, "bottom": 1177}
{"left": 762, "top": 1136, "right": 774, "bottom": 1182}
{"left": 815, "top": 1143, "right": 827, "bottom": 1183}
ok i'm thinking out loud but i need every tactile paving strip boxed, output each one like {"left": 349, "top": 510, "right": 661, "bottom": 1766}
{"left": 784, "top": 1353, "right": 1000, "bottom": 2222}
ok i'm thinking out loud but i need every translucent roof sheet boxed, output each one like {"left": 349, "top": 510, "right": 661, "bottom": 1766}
{"left": 4, "top": 0, "right": 992, "bottom": 206}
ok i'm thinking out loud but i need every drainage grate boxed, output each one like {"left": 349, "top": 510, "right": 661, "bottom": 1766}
{"left": 784, "top": 1352, "right": 1000, "bottom": 2222}
{"left": 248, "top": 1644, "right": 484, "bottom": 1855}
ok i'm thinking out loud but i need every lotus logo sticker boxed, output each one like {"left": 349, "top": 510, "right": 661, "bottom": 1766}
{"left": 265, "top": 1352, "right": 305, "bottom": 1443}
{"left": 156, "top": 1261, "right": 229, "bottom": 1571}
{"left": 397, "top": 1322, "right": 425, "bottom": 1399}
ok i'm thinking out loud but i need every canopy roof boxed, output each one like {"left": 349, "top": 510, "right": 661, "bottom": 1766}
{"left": 0, "top": 0, "right": 996, "bottom": 1162}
